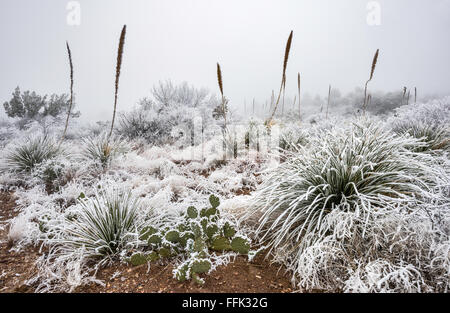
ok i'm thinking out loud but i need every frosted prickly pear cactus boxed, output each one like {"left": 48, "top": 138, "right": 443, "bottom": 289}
{"left": 165, "top": 230, "right": 181, "bottom": 243}
{"left": 231, "top": 236, "right": 250, "bottom": 254}
{"left": 139, "top": 226, "right": 157, "bottom": 241}
{"left": 191, "top": 259, "right": 212, "bottom": 274}
{"left": 129, "top": 253, "right": 147, "bottom": 266}
{"left": 223, "top": 222, "right": 236, "bottom": 238}
{"left": 187, "top": 206, "right": 198, "bottom": 219}
{"left": 131, "top": 194, "right": 253, "bottom": 285}
{"left": 211, "top": 236, "right": 231, "bottom": 251}
{"left": 209, "top": 194, "right": 220, "bottom": 209}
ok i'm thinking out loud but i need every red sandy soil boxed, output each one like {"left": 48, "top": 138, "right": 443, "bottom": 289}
{"left": 0, "top": 191, "right": 293, "bottom": 293}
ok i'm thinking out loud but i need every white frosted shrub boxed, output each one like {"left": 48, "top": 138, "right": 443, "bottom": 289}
{"left": 390, "top": 97, "right": 450, "bottom": 152}
{"left": 30, "top": 187, "right": 143, "bottom": 292}
{"left": 2, "top": 135, "right": 62, "bottom": 173}
{"left": 81, "top": 132, "right": 128, "bottom": 168}
{"left": 246, "top": 119, "right": 449, "bottom": 292}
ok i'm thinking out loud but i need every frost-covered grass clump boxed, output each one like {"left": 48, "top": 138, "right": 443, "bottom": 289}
{"left": 81, "top": 132, "right": 128, "bottom": 168}
{"left": 247, "top": 119, "right": 449, "bottom": 292}
{"left": 392, "top": 120, "right": 448, "bottom": 152}
{"left": 390, "top": 97, "right": 450, "bottom": 152}
{"left": 59, "top": 189, "right": 141, "bottom": 258}
{"left": 2, "top": 135, "right": 62, "bottom": 173}
{"left": 29, "top": 187, "right": 143, "bottom": 292}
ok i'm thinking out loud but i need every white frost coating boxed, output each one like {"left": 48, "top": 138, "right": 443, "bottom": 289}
{"left": 0, "top": 96, "right": 448, "bottom": 293}
{"left": 8, "top": 213, "right": 30, "bottom": 244}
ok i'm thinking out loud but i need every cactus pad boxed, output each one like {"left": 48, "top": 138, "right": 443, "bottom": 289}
{"left": 187, "top": 206, "right": 198, "bottom": 219}
{"left": 148, "top": 233, "right": 162, "bottom": 245}
{"left": 231, "top": 237, "right": 250, "bottom": 254}
{"left": 223, "top": 222, "right": 236, "bottom": 238}
{"left": 191, "top": 259, "right": 211, "bottom": 274}
{"left": 130, "top": 253, "right": 147, "bottom": 266}
{"left": 165, "top": 230, "right": 181, "bottom": 243}
{"left": 211, "top": 236, "right": 231, "bottom": 251}
{"left": 139, "top": 226, "right": 157, "bottom": 241}
{"left": 209, "top": 194, "right": 220, "bottom": 209}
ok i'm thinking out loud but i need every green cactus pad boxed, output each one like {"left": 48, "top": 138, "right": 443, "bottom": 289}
{"left": 204, "top": 207, "right": 219, "bottom": 218}
{"left": 165, "top": 230, "right": 181, "bottom": 243}
{"left": 206, "top": 225, "right": 219, "bottom": 239}
{"left": 209, "top": 194, "right": 220, "bottom": 209}
{"left": 200, "top": 218, "right": 208, "bottom": 231}
{"left": 231, "top": 237, "right": 250, "bottom": 254}
{"left": 187, "top": 206, "right": 198, "bottom": 219}
{"left": 148, "top": 233, "right": 162, "bottom": 245}
{"left": 146, "top": 251, "right": 160, "bottom": 262}
{"left": 180, "top": 233, "right": 195, "bottom": 247}
{"left": 191, "top": 259, "right": 211, "bottom": 274}
{"left": 193, "top": 238, "right": 207, "bottom": 253}
{"left": 175, "top": 264, "right": 189, "bottom": 282}
{"left": 192, "top": 273, "right": 205, "bottom": 285}
{"left": 158, "top": 247, "right": 172, "bottom": 258}
{"left": 223, "top": 222, "right": 236, "bottom": 238}
{"left": 199, "top": 208, "right": 208, "bottom": 218}
{"left": 211, "top": 236, "right": 231, "bottom": 251}
{"left": 177, "top": 223, "right": 187, "bottom": 232}
{"left": 139, "top": 226, "right": 157, "bottom": 241}
{"left": 129, "top": 253, "right": 147, "bottom": 266}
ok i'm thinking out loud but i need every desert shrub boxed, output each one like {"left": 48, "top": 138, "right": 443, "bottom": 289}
{"left": 81, "top": 132, "right": 128, "bottom": 168}
{"left": 390, "top": 98, "right": 450, "bottom": 152}
{"left": 246, "top": 119, "right": 446, "bottom": 291}
{"left": 3, "top": 86, "right": 80, "bottom": 128}
{"left": 392, "top": 120, "right": 449, "bottom": 152}
{"left": 117, "top": 80, "right": 218, "bottom": 146}
{"left": 278, "top": 124, "right": 309, "bottom": 152}
{"left": 2, "top": 135, "right": 62, "bottom": 173}
{"left": 32, "top": 158, "right": 67, "bottom": 192}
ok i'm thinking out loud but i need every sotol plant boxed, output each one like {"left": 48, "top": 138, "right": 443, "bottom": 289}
{"left": 81, "top": 132, "right": 128, "bottom": 168}
{"left": 52, "top": 188, "right": 141, "bottom": 260}
{"left": 3, "top": 135, "right": 62, "bottom": 173}
{"left": 246, "top": 120, "right": 435, "bottom": 281}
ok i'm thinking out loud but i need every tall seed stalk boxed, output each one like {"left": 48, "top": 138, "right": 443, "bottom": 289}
{"left": 252, "top": 98, "right": 255, "bottom": 115}
{"left": 60, "top": 41, "right": 74, "bottom": 145}
{"left": 363, "top": 49, "right": 379, "bottom": 113}
{"left": 217, "top": 63, "right": 227, "bottom": 128}
{"left": 297, "top": 72, "right": 301, "bottom": 121}
{"left": 402, "top": 87, "right": 407, "bottom": 105}
{"left": 108, "top": 25, "right": 127, "bottom": 140}
{"left": 326, "top": 84, "right": 332, "bottom": 119}
{"left": 281, "top": 77, "right": 286, "bottom": 116}
{"left": 415, "top": 87, "right": 417, "bottom": 103}
{"left": 217, "top": 62, "right": 228, "bottom": 160}
{"left": 268, "top": 30, "right": 293, "bottom": 125}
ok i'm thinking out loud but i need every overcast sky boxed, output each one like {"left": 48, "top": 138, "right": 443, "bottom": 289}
{"left": 0, "top": 0, "right": 449, "bottom": 121}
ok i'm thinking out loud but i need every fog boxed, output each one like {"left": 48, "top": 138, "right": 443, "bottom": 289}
{"left": 0, "top": 0, "right": 449, "bottom": 121}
